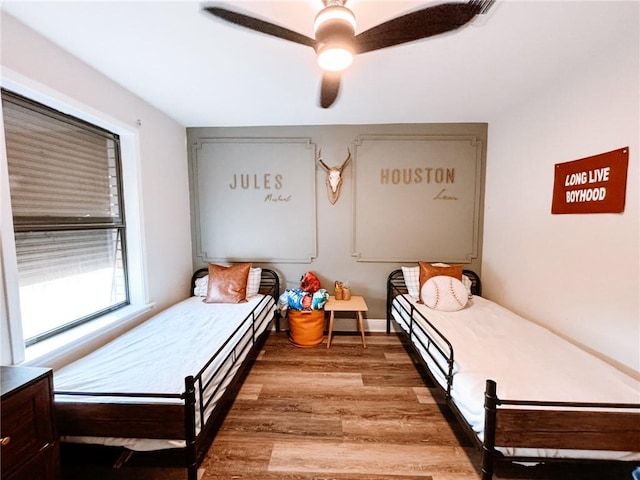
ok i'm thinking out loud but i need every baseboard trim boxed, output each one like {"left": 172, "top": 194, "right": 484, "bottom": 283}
{"left": 276, "top": 317, "right": 401, "bottom": 333}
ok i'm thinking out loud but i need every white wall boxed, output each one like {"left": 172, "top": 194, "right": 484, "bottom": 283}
{"left": 1, "top": 14, "right": 192, "bottom": 365}
{"left": 483, "top": 5, "right": 639, "bottom": 376}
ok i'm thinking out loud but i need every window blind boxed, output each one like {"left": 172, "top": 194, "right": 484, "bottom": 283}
{"left": 14, "top": 230, "right": 118, "bottom": 286}
{"left": 2, "top": 89, "right": 128, "bottom": 344}
{"left": 3, "top": 90, "right": 122, "bottom": 227}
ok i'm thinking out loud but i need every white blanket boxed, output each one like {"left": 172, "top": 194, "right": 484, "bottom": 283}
{"left": 55, "top": 294, "right": 275, "bottom": 450}
{"left": 392, "top": 294, "right": 640, "bottom": 460}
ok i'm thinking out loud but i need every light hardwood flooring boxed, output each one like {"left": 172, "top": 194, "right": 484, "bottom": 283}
{"left": 60, "top": 331, "right": 637, "bottom": 480}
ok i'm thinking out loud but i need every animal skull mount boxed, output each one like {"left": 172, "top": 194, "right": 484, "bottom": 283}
{"left": 318, "top": 149, "right": 351, "bottom": 205}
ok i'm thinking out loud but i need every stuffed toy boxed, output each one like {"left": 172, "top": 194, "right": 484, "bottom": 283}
{"left": 299, "top": 271, "right": 321, "bottom": 293}
{"left": 311, "top": 289, "right": 329, "bottom": 310}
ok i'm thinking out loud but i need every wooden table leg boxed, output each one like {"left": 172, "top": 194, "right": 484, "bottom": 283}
{"left": 327, "top": 311, "right": 335, "bottom": 349}
{"left": 357, "top": 311, "right": 366, "bottom": 348}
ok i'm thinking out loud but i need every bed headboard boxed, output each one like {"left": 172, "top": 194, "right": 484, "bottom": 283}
{"left": 386, "top": 268, "right": 482, "bottom": 297}
{"left": 386, "top": 268, "right": 481, "bottom": 333}
{"left": 190, "top": 267, "right": 281, "bottom": 301}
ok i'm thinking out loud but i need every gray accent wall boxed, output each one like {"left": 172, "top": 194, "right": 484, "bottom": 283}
{"left": 187, "top": 123, "right": 487, "bottom": 319}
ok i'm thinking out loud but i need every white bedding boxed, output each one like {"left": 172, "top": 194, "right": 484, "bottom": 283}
{"left": 392, "top": 294, "right": 640, "bottom": 460}
{"left": 55, "top": 294, "right": 276, "bottom": 450}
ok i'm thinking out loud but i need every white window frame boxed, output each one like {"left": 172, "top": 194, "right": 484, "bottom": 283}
{"left": 1, "top": 75, "right": 151, "bottom": 367}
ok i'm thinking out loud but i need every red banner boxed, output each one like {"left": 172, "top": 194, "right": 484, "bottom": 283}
{"left": 551, "top": 147, "right": 629, "bottom": 214}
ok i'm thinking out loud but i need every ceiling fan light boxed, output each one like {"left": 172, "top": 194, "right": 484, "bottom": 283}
{"left": 317, "top": 47, "right": 353, "bottom": 72}
{"left": 314, "top": 4, "right": 356, "bottom": 72}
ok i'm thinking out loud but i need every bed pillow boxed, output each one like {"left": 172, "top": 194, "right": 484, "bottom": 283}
{"left": 403, "top": 264, "right": 473, "bottom": 300}
{"left": 203, "top": 263, "right": 252, "bottom": 304}
{"left": 401, "top": 266, "right": 421, "bottom": 299}
{"left": 194, "top": 267, "right": 262, "bottom": 298}
{"left": 421, "top": 275, "right": 468, "bottom": 311}
{"left": 461, "top": 273, "right": 473, "bottom": 296}
{"left": 193, "top": 275, "right": 208, "bottom": 297}
{"left": 418, "top": 262, "right": 463, "bottom": 303}
{"left": 246, "top": 267, "right": 262, "bottom": 298}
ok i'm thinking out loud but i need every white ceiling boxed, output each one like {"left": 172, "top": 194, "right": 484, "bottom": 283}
{"left": 1, "top": 1, "right": 636, "bottom": 127}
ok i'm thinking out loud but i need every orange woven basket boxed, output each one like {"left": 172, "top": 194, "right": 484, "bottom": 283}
{"left": 288, "top": 309, "right": 325, "bottom": 347}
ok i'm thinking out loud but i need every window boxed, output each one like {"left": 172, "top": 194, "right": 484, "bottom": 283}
{"left": 2, "top": 89, "right": 129, "bottom": 346}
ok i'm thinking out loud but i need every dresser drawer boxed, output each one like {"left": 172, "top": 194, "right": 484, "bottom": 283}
{"left": 5, "top": 442, "right": 59, "bottom": 480}
{"left": 1, "top": 369, "right": 57, "bottom": 478}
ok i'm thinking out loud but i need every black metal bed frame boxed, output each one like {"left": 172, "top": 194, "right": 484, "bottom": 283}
{"left": 386, "top": 268, "right": 640, "bottom": 480}
{"left": 55, "top": 267, "right": 280, "bottom": 480}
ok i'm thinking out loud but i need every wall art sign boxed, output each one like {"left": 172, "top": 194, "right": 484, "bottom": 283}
{"left": 551, "top": 147, "right": 629, "bottom": 214}
{"left": 351, "top": 134, "right": 484, "bottom": 263}
{"left": 190, "top": 137, "right": 317, "bottom": 263}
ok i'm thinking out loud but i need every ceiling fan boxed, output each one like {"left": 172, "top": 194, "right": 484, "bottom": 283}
{"left": 204, "top": 0, "right": 495, "bottom": 108}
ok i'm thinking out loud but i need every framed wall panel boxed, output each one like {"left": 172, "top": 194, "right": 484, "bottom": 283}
{"left": 191, "top": 137, "right": 317, "bottom": 263}
{"left": 351, "top": 134, "right": 483, "bottom": 263}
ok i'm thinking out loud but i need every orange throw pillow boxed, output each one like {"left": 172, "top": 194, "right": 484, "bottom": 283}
{"left": 203, "top": 263, "right": 251, "bottom": 303}
{"left": 418, "top": 262, "right": 463, "bottom": 304}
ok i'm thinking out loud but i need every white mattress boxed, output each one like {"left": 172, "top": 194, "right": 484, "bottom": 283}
{"left": 392, "top": 294, "right": 640, "bottom": 461}
{"left": 55, "top": 294, "right": 276, "bottom": 450}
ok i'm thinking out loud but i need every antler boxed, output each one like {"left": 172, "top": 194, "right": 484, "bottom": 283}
{"left": 339, "top": 149, "right": 352, "bottom": 172}
{"left": 317, "top": 149, "right": 331, "bottom": 171}
{"left": 317, "top": 149, "right": 352, "bottom": 172}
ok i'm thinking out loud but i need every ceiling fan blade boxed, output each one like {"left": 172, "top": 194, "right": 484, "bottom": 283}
{"left": 320, "top": 72, "right": 341, "bottom": 109}
{"left": 204, "top": 6, "right": 316, "bottom": 48}
{"left": 354, "top": 0, "right": 494, "bottom": 54}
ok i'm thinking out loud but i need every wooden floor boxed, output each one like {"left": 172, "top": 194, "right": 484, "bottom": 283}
{"left": 60, "top": 331, "right": 637, "bottom": 480}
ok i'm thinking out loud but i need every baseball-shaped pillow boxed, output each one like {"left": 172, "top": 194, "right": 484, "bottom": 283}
{"left": 421, "top": 275, "right": 468, "bottom": 312}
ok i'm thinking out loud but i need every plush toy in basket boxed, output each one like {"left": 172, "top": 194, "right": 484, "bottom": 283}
{"left": 278, "top": 272, "right": 328, "bottom": 347}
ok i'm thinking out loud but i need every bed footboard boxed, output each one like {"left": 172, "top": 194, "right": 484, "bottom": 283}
{"left": 482, "top": 379, "right": 640, "bottom": 480}
{"left": 56, "top": 401, "right": 186, "bottom": 439}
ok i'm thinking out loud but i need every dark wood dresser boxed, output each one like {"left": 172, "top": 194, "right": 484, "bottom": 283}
{"left": 1, "top": 366, "right": 60, "bottom": 480}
